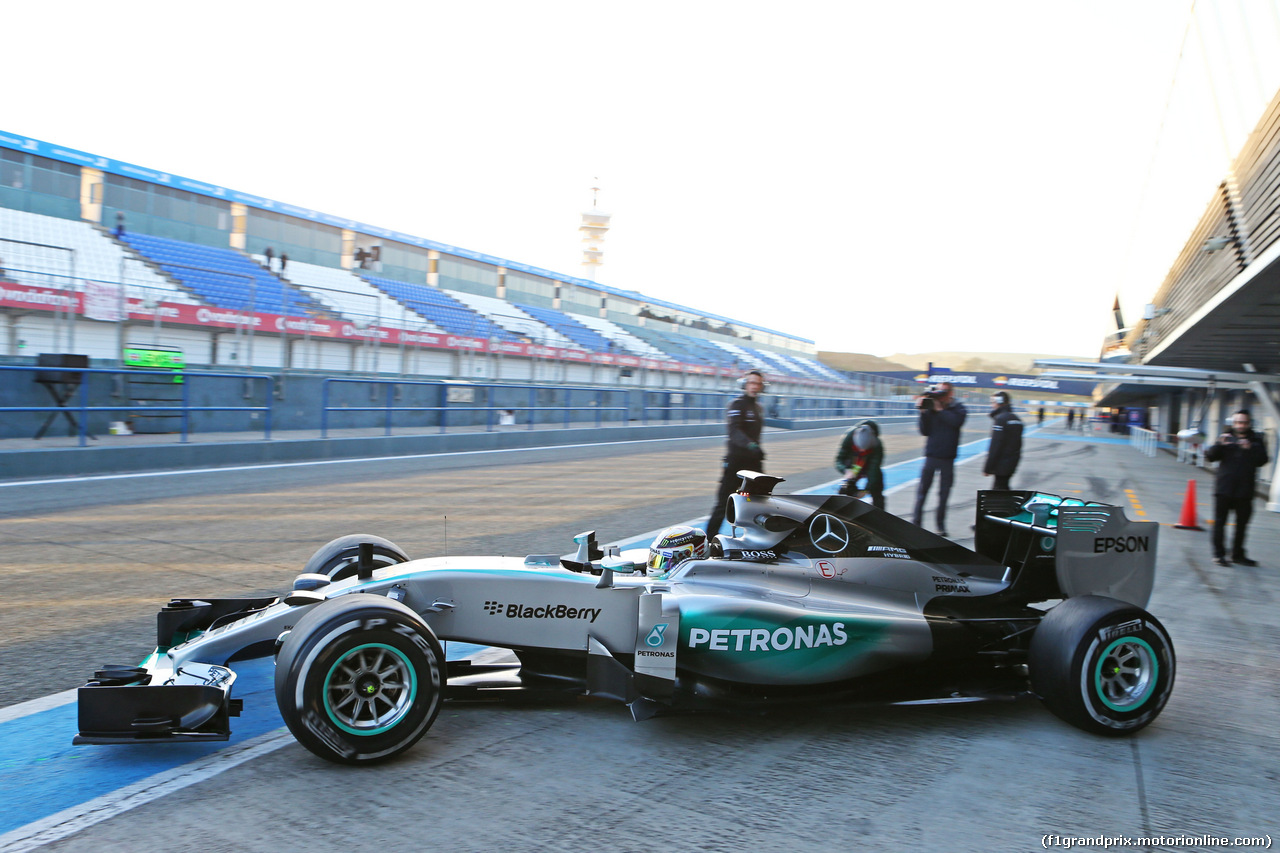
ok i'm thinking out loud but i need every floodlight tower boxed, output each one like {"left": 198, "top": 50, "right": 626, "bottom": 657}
{"left": 579, "top": 182, "right": 610, "bottom": 280}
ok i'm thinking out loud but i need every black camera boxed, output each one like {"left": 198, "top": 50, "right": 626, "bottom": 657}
{"left": 917, "top": 384, "right": 945, "bottom": 409}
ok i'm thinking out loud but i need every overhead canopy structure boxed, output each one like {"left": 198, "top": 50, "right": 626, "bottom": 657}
{"left": 1141, "top": 241, "right": 1280, "bottom": 373}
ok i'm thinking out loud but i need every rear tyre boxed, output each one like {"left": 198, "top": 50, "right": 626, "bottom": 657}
{"left": 1029, "top": 595, "right": 1174, "bottom": 736}
{"left": 303, "top": 534, "right": 410, "bottom": 581}
{"left": 275, "top": 594, "right": 444, "bottom": 764}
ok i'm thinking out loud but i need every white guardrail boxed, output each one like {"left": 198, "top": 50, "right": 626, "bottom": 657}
{"left": 1129, "top": 426, "right": 1159, "bottom": 457}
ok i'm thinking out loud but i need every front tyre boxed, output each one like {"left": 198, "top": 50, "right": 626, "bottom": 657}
{"left": 275, "top": 594, "right": 444, "bottom": 764}
{"left": 303, "top": 534, "right": 410, "bottom": 581}
{"left": 1029, "top": 595, "right": 1174, "bottom": 736}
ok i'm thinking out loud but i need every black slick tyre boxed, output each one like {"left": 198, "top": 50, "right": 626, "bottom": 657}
{"left": 303, "top": 535, "right": 410, "bottom": 581}
{"left": 275, "top": 593, "right": 444, "bottom": 764}
{"left": 1029, "top": 595, "right": 1174, "bottom": 736}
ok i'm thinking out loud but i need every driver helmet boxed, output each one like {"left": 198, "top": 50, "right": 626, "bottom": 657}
{"left": 647, "top": 525, "right": 709, "bottom": 575}
{"left": 852, "top": 424, "right": 876, "bottom": 451}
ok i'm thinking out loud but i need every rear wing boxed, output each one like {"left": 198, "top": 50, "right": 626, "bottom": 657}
{"left": 975, "top": 491, "right": 1157, "bottom": 608}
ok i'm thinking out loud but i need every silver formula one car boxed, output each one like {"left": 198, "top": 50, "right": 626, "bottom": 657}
{"left": 75, "top": 473, "right": 1175, "bottom": 764}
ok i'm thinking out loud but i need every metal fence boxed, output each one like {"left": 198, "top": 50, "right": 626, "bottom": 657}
{"left": 319, "top": 378, "right": 632, "bottom": 437}
{"left": 1, "top": 367, "right": 913, "bottom": 446}
{"left": 0, "top": 364, "right": 274, "bottom": 446}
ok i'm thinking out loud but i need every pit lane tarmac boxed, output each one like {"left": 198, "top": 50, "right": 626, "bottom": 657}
{"left": 1, "top": 421, "right": 1276, "bottom": 851}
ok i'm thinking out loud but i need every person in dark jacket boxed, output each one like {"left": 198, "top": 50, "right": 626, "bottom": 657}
{"left": 983, "top": 391, "right": 1023, "bottom": 490}
{"left": 706, "top": 370, "right": 766, "bottom": 536}
{"left": 911, "top": 382, "right": 967, "bottom": 536}
{"left": 835, "top": 419, "right": 884, "bottom": 509}
{"left": 1205, "top": 409, "right": 1269, "bottom": 566}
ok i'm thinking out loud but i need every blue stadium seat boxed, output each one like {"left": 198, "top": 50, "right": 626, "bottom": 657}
{"left": 120, "top": 233, "right": 326, "bottom": 315}
{"left": 359, "top": 274, "right": 520, "bottom": 342}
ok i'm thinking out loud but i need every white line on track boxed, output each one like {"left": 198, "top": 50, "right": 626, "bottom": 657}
{"left": 0, "top": 689, "right": 76, "bottom": 724}
{"left": 0, "top": 729, "right": 297, "bottom": 853}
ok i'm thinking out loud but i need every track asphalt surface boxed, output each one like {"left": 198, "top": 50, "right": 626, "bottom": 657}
{"left": 1, "top": 420, "right": 1276, "bottom": 851}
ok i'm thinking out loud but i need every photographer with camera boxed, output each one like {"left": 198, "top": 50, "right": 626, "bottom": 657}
{"left": 1205, "top": 409, "right": 1269, "bottom": 567}
{"left": 911, "top": 381, "right": 967, "bottom": 536}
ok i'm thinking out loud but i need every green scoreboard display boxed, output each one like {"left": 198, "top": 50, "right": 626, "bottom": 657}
{"left": 123, "top": 345, "right": 185, "bottom": 383}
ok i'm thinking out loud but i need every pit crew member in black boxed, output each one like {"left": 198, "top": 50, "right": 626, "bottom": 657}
{"left": 835, "top": 419, "right": 884, "bottom": 509}
{"left": 911, "top": 381, "right": 967, "bottom": 537}
{"left": 983, "top": 391, "right": 1023, "bottom": 490}
{"left": 706, "top": 370, "right": 765, "bottom": 536}
{"left": 1205, "top": 409, "right": 1269, "bottom": 567}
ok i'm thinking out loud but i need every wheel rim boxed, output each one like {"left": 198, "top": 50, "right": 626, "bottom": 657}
{"left": 1094, "top": 637, "right": 1157, "bottom": 712}
{"left": 323, "top": 643, "right": 418, "bottom": 735}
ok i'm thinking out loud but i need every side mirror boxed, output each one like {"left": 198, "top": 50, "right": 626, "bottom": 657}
{"left": 601, "top": 556, "right": 639, "bottom": 574}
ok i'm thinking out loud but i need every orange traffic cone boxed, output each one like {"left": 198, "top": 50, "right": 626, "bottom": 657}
{"left": 1174, "top": 479, "right": 1204, "bottom": 530}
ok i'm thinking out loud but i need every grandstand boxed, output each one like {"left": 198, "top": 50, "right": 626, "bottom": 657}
{"left": 447, "top": 292, "right": 573, "bottom": 347}
{"left": 512, "top": 303, "right": 611, "bottom": 352}
{"left": 258, "top": 255, "right": 436, "bottom": 331}
{"left": 564, "top": 312, "right": 672, "bottom": 360}
{"left": 121, "top": 232, "right": 325, "bottom": 316}
{"left": 358, "top": 274, "right": 521, "bottom": 343}
{"left": 0, "top": 128, "right": 862, "bottom": 393}
{"left": 0, "top": 208, "right": 198, "bottom": 305}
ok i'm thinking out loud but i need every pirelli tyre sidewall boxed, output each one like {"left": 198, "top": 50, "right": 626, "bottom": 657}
{"left": 303, "top": 534, "right": 410, "bottom": 581}
{"left": 1029, "top": 595, "right": 1175, "bottom": 736}
{"left": 275, "top": 594, "right": 444, "bottom": 764}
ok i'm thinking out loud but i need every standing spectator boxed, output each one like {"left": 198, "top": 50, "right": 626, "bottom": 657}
{"left": 1067, "top": 409, "right": 1075, "bottom": 430}
{"left": 1205, "top": 409, "right": 1269, "bottom": 567}
{"left": 911, "top": 382, "right": 967, "bottom": 537}
{"left": 1037, "top": 407, "right": 1045, "bottom": 425}
{"left": 834, "top": 419, "right": 885, "bottom": 509}
{"left": 983, "top": 391, "right": 1023, "bottom": 490}
{"left": 114, "top": 211, "right": 125, "bottom": 238}
{"left": 264, "top": 246, "right": 274, "bottom": 271}
{"left": 705, "top": 370, "right": 766, "bottom": 537}
{"left": 280, "top": 252, "right": 288, "bottom": 274}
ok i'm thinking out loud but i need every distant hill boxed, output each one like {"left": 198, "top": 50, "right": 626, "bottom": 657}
{"left": 817, "top": 352, "right": 914, "bottom": 372}
{"left": 883, "top": 351, "right": 1088, "bottom": 374}
{"left": 818, "top": 351, "right": 1089, "bottom": 376}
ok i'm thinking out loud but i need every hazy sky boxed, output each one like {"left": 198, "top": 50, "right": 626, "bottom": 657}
{"left": 7, "top": 1, "right": 1280, "bottom": 357}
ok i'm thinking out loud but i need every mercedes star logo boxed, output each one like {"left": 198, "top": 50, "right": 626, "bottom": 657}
{"left": 809, "top": 514, "right": 850, "bottom": 554}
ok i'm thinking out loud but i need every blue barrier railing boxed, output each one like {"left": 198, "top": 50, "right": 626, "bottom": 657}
{"left": 0, "top": 365, "right": 274, "bottom": 447}
{"left": 639, "top": 405, "right": 725, "bottom": 426}
{"left": 788, "top": 398, "right": 917, "bottom": 419}
{"left": 319, "top": 378, "right": 631, "bottom": 438}
{"left": 2, "top": 367, "right": 919, "bottom": 448}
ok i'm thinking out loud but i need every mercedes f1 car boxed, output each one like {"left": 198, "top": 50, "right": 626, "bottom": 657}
{"left": 75, "top": 473, "right": 1175, "bottom": 764}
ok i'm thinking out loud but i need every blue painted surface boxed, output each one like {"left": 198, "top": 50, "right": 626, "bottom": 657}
{"left": 0, "top": 659, "right": 278, "bottom": 835}
{"left": 0, "top": 643, "right": 489, "bottom": 834}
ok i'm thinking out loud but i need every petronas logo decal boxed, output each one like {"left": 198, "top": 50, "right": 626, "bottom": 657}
{"left": 645, "top": 623, "right": 668, "bottom": 647}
